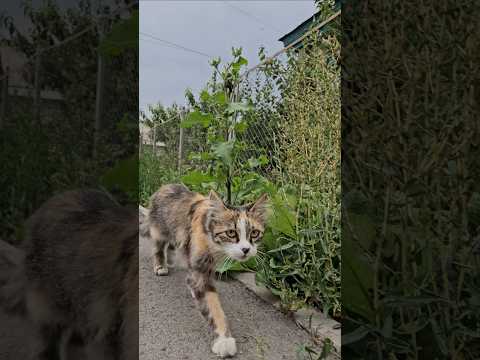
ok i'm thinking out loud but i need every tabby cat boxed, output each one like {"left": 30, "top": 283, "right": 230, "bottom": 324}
{"left": 144, "top": 184, "right": 268, "bottom": 358}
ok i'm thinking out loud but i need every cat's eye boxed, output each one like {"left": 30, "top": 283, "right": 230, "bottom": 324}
{"left": 251, "top": 230, "right": 260, "bottom": 238}
{"left": 226, "top": 230, "right": 237, "bottom": 238}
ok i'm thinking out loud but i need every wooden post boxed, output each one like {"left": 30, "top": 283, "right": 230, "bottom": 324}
{"left": 226, "top": 86, "right": 239, "bottom": 204}
{"left": 139, "top": 131, "right": 142, "bottom": 154}
{"left": 0, "top": 67, "right": 8, "bottom": 129}
{"left": 33, "top": 47, "right": 42, "bottom": 124}
{"left": 93, "top": 20, "right": 106, "bottom": 158}
{"left": 177, "top": 110, "right": 185, "bottom": 172}
{"left": 152, "top": 123, "right": 157, "bottom": 155}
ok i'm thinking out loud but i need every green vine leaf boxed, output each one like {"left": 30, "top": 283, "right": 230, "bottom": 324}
{"left": 232, "top": 56, "right": 248, "bottom": 72}
{"left": 212, "top": 141, "right": 234, "bottom": 165}
{"left": 181, "top": 171, "right": 215, "bottom": 186}
{"left": 181, "top": 111, "right": 213, "bottom": 128}
{"left": 213, "top": 92, "right": 227, "bottom": 105}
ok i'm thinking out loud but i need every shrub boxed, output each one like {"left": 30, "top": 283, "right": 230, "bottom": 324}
{"left": 254, "top": 35, "right": 341, "bottom": 317}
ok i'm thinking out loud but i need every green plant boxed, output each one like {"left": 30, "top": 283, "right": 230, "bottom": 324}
{"left": 139, "top": 32, "right": 341, "bottom": 320}
{"left": 296, "top": 339, "right": 334, "bottom": 360}
{"left": 342, "top": 1, "right": 480, "bottom": 358}
{"left": 179, "top": 47, "right": 259, "bottom": 204}
{"left": 139, "top": 148, "right": 180, "bottom": 205}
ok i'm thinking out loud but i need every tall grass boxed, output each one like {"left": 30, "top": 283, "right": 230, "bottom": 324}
{"left": 139, "top": 148, "right": 180, "bottom": 205}
{"left": 255, "top": 35, "right": 341, "bottom": 318}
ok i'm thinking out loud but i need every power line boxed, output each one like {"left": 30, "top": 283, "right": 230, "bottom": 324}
{"left": 140, "top": 32, "right": 213, "bottom": 59}
{"left": 222, "top": 1, "right": 282, "bottom": 33}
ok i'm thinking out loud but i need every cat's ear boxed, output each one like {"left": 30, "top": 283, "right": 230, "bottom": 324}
{"left": 208, "top": 190, "right": 224, "bottom": 204}
{"left": 247, "top": 193, "right": 269, "bottom": 222}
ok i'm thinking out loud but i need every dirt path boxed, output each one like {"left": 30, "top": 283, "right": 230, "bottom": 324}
{"left": 0, "top": 236, "right": 329, "bottom": 360}
{"left": 139, "top": 234, "right": 324, "bottom": 360}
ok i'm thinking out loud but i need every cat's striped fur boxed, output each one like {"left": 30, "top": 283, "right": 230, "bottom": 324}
{"left": 145, "top": 184, "right": 268, "bottom": 358}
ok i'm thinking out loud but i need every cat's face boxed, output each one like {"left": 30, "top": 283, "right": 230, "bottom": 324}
{"left": 207, "top": 192, "right": 269, "bottom": 262}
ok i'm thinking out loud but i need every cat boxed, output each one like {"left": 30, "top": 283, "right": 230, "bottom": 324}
{"left": 1, "top": 189, "right": 139, "bottom": 360}
{"left": 144, "top": 184, "right": 268, "bottom": 358}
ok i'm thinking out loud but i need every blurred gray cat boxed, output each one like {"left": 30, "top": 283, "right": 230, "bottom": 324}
{"left": 1, "top": 189, "right": 138, "bottom": 360}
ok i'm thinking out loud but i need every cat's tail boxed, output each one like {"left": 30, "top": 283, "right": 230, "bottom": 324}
{"left": 0, "top": 240, "right": 27, "bottom": 316}
{"left": 139, "top": 205, "right": 150, "bottom": 238}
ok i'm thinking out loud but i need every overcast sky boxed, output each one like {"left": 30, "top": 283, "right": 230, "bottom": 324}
{"left": 140, "top": 0, "right": 317, "bottom": 112}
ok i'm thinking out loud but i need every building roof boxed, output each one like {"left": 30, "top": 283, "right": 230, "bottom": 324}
{"left": 278, "top": 12, "right": 321, "bottom": 47}
{"left": 278, "top": 1, "right": 341, "bottom": 48}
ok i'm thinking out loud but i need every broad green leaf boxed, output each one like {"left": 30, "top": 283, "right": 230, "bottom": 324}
{"left": 212, "top": 141, "right": 234, "bottom": 165}
{"left": 216, "top": 260, "right": 244, "bottom": 273}
{"left": 342, "top": 229, "right": 375, "bottom": 323}
{"left": 100, "top": 155, "right": 138, "bottom": 198}
{"left": 232, "top": 56, "right": 248, "bottom": 71}
{"left": 99, "top": 10, "right": 138, "bottom": 57}
{"left": 213, "top": 92, "right": 227, "bottom": 105}
{"left": 181, "top": 171, "right": 215, "bottom": 186}
{"left": 181, "top": 111, "right": 213, "bottom": 128}
{"left": 216, "top": 257, "right": 256, "bottom": 273}
{"left": 268, "top": 196, "right": 296, "bottom": 238}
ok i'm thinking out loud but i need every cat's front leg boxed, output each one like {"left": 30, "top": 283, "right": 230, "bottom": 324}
{"left": 187, "top": 271, "right": 237, "bottom": 358}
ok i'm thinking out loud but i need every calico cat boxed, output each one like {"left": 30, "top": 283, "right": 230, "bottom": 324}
{"left": 1, "top": 189, "right": 139, "bottom": 360}
{"left": 144, "top": 184, "right": 268, "bottom": 358}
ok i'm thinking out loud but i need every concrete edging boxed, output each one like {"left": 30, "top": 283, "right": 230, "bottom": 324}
{"left": 231, "top": 272, "right": 341, "bottom": 356}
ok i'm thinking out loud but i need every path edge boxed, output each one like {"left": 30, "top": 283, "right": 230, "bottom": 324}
{"left": 231, "top": 272, "right": 341, "bottom": 356}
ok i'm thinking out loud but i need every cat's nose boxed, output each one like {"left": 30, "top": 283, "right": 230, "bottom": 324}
{"left": 241, "top": 247, "right": 250, "bottom": 255}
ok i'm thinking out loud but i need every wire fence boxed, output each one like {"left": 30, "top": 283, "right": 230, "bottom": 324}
{"left": 0, "top": 3, "right": 138, "bottom": 159}
{"left": 0, "top": 3, "right": 139, "bottom": 242}
{"left": 140, "top": 11, "right": 340, "bottom": 183}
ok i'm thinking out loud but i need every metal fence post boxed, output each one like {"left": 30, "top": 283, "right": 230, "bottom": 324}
{"left": 93, "top": 19, "right": 106, "bottom": 158}
{"left": 33, "top": 47, "right": 42, "bottom": 124}
{"left": 177, "top": 110, "right": 185, "bottom": 172}
{"left": 0, "top": 67, "right": 8, "bottom": 129}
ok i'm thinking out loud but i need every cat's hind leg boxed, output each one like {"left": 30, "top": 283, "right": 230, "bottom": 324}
{"left": 150, "top": 225, "right": 169, "bottom": 276}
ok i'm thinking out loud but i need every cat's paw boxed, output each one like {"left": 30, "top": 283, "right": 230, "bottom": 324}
{"left": 154, "top": 265, "right": 169, "bottom": 276}
{"left": 212, "top": 336, "right": 237, "bottom": 358}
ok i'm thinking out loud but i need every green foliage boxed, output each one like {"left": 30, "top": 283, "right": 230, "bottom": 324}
{"left": 341, "top": 1, "right": 480, "bottom": 358}
{"left": 239, "top": 34, "right": 341, "bottom": 317}
{"left": 140, "top": 34, "right": 341, "bottom": 319}
{"left": 100, "top": 154, "right": 138, "bottom": 202}
{"left": 181, "top": 111, "right": 213, "bottom": 128}
{"left": 179, "top": 48, "right": 257, "bottom": 204}
{"left": 99, "top": 9, "right": 139, "bottom": 56}
{"left": 296, "top": 339, "right": 334, "bottom": 360}
{"left": 139, "top": 148, "right": 180, "bottom": 206}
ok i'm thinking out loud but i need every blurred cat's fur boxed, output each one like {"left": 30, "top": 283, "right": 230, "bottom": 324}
{"left": 0, "top": 189, "right": 138, "bottom": 360}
